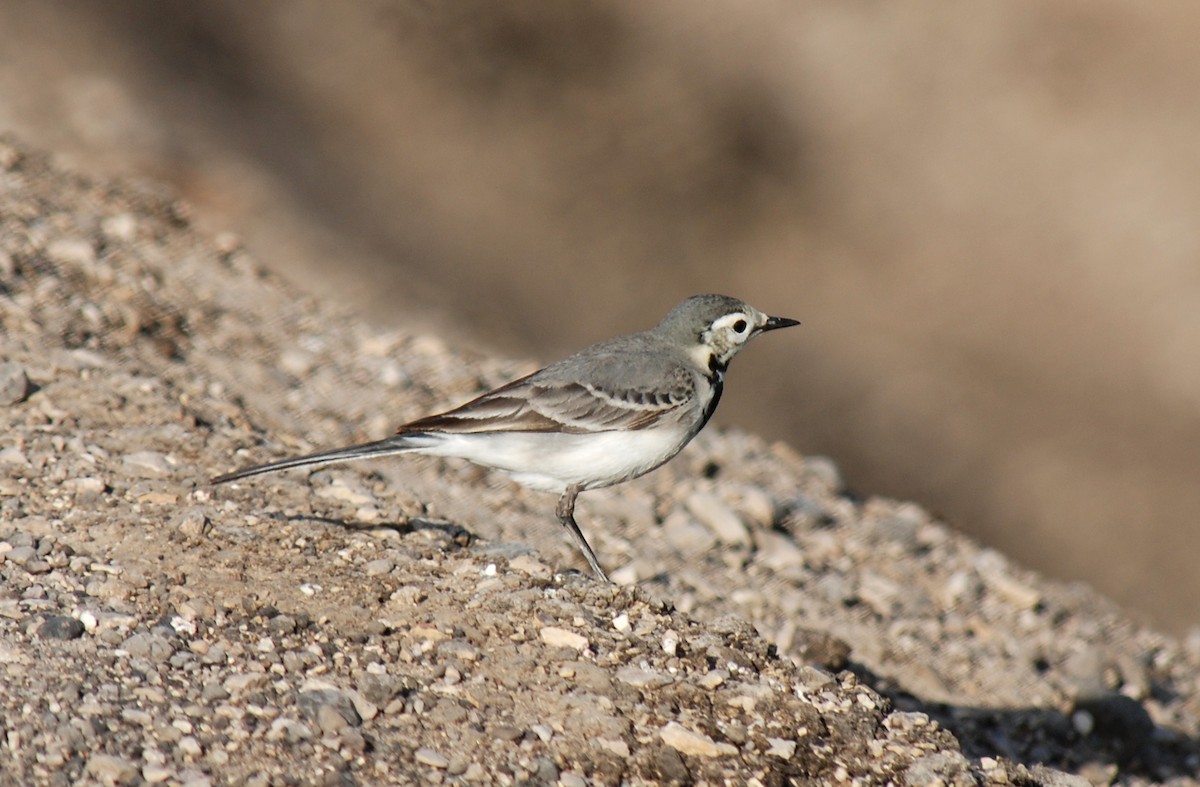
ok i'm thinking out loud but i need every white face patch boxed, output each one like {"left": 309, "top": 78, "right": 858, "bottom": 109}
{"left": 700, "top": 310, "right": 764, "bottom": 366}
{"left": 710, "top": 311, "right": 755, "bottom": 342}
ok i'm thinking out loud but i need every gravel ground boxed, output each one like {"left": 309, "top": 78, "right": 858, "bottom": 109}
{"left": 1, "top": 134, "right": 1198, "bottom": 785}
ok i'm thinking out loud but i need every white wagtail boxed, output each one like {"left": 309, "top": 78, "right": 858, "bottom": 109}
{"left": 212, "top": 294, "right": 798, "bottom": 581}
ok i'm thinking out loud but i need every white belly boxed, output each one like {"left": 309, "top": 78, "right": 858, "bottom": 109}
{"left": 413, "top": 427, "right": 693, "bottom": 493}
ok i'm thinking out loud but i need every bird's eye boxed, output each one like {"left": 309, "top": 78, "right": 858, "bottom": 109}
{"left": 733, "top": 319, "right": 748, "bottom": 334}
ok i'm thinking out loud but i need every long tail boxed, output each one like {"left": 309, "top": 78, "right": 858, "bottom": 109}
{"left": 210, "top": 434, "right": 425, "bottom": 485}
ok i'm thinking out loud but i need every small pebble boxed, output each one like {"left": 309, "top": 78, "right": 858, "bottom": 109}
{"left": 540, "top": 626, "right": 589, "bottom": 652}
{"left": 596, "top": 737, "right": 630, "bottom": 758}
{"left": 662, "top": 509, "right": 717, "bottom": 554}
{"left": 729, "top": 486, "right": 777, "bottom": 530}
{"left": 5, "top": 546, "right": 37, "bottom": 565}
{"left": 169, "top": 616, "right": 197, "bottom": 636}
{"left": 0, "top": 446, "right": 29, "bottom": 466}
{"left": 660, "top": 721, "right": 737, "bottom": 757}
{"left": 120, "top": 633, "right": 174, "bottom": 662}
{"left": 315, "top": 481, "right": 376, "bottom": 506}
{"left": 765, "top": 737, "right": 796, "bottom": 759}
{"left": 339, "top": 727, "right": 367, "bottom": 754}
{"left": 414, "top": 747, "right": 449, "bottom": 768}
{"left": 491, "top": 724, "right": 523, "bottom": 742}
{"left": 63, "top": 476, "right": 106, "bottom": 495}
{"left": 100, "top": 213, "right": 138, "bottom": 242}
{"left": 903, "top": 751, "right": 974, "bottom": 785}
{"left": 45, "top": 237, "right": 96, "bottom": 267}
{"left": 267, "top": 718, "right": 315, "bottom": 743}
{"left": 316, "top": 704, "right": 348, "bottom": 735}
{"left": 85, "top": 753, "right": 139, "bottom": 785}
{"left": 25, "top": 559, "right": 51, "bottom": 575}
{"left": 38, "top": 615, "right": 85, "bottom": 640}
{"left": 223, "top": 673, "right": 270, "bottom": 694}
{"left": 356, "top": 673, "right": 409, "bottom": 706}
{"left": 364, "top": 559, "right": 394, "bottom": 576}
{"left": 121, "top": 708, "right": 152, "bottom": 726}
{"left": 347, "top": 689, "right": 379, "bottom": 722}
{"left": 615, "top": 666, "right": 673, "bottom": 689}
{"left": 178, "top": 736, "right": 202, "bottom": 757}
{"left": 982, "top": 566, "right": 1042, "bottom": 610}
{"left": 299, "top": 688, "right": 362, "bottom": 731}
{"left": 508, "top": 554, "right": 550, "bottom": 576}
{"left": 279, "top": 349, "right": 316, "bottom": 377}
{"left": 685, "top": 491, "right": 751, "bottom": 547}
{"left": 7, "top": 532, "right": 35, "bottom": 548}
{"left": 754, "top": 530, "right": 807, "bottom": 570}
{"left": 130, "top": 488, "right": 179, "bottom": 505}
{"left": 122, "top": 450, "right": 173, "bottom": 478}
{"left": 268, "top": 614, "right": 296, "bottom": 635}
{"left": 202, "top": 683, "right": 229, "bottom": 701}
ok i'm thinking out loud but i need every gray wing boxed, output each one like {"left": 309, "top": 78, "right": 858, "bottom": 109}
{"left": 400, "top": 346, "right": 696, "bottom": 435}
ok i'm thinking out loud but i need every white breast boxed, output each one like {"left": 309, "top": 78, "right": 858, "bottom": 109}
{"left": 413, "top": 426, "right": 695, "bottom": 493}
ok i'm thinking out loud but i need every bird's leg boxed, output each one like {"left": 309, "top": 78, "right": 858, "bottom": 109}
{"left": 555, "top": 485, "right": 610, "bottom": 583}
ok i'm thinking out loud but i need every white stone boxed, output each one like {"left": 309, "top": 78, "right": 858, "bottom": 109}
{"left": 660, "top": 721, "right": 737, "bottom": 757}
{"left": 685, "top": 491, "right": 750, "bottom": 547}
{"left": 540, "top": 626, "right": 589, "bottom": 651}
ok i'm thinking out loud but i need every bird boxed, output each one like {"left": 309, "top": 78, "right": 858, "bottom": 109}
{"left": 212, "top": 294, "right": 799, "bottom": 581}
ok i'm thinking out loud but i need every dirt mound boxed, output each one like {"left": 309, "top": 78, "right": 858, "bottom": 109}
{"left": 2, "top": 137, "right": 1197, "bottom": 783}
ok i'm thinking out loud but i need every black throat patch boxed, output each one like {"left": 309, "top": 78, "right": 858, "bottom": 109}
{"left": 707, "top": 351, "right": 728, "bottom": 381}
{"left": 699, "top": 354, "right": 727, "bottom": 430}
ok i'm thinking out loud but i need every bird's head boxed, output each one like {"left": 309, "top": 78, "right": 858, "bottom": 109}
{"left": 657, "top": 294, "right": 799, "bottom": 374}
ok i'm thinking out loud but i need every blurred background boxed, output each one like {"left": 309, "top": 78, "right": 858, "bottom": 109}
{"left": 2, "top": 0, "right": 1197, "bottom": 635}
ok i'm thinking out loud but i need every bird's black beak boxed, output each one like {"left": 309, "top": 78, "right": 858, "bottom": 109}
{"left": 763, "top": 315, "right": 801, "bottom": 331}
